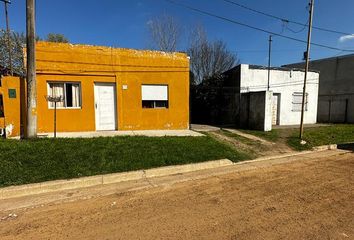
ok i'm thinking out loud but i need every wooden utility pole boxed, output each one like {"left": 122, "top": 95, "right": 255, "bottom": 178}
{"left": 1, "top": 0, "right": 13, "bottom": 75}
{"left": 267, "top": 35, "right": 272, "bottom": 91}
{"left": 26, "top": 0, "right": 37, "bottom": 138}
{"left": 299, "top": 0, "right": 314, "bottom": 140}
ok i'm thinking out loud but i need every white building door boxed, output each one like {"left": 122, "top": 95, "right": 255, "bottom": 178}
{"left": 272, "top": 94, "right": 280, "bottom": 125}
{"left": 94, "top": 83, "right": 117, "bottom": 131}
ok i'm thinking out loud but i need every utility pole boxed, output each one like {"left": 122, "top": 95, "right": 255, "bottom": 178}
{"left": 299, "top": 0, "right": 314, "bottom": 140}
{"left": 26, "top": 0, "right": 37, "bottom": 138}
{"left": 1, "top": 0, "right": 13, "bottom": 75}
{"left": 267, "top": 35, "right": 272, "bottom": 91}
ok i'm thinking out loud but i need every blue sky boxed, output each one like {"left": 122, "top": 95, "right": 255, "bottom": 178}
{"left": 1, "top": 0, "right": 354, "bottom": 66}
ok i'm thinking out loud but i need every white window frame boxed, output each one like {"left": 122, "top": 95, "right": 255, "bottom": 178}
{"left": 292, "top": 92, "right": 308, "bottom": 112}
{"left": 47, "top": 81, "right": 82, "bottom": 109}
{"left": 141, "top": 84, "right": 169, "bottom": 109}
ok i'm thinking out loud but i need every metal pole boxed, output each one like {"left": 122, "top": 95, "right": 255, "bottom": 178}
{"left": 267, "top": 35, "right": 272, "bottom": 91}
{"left": 26, "top": 0, "right": 37, "bottom": 138}
{"left": 2, "top": 0, "right": 13, "bottom": 75}
{"left": 54, "top": 101, "right": 56, "bottom": 138}
{"left": 299, "top": 0, "right": 314, "bottom": 140}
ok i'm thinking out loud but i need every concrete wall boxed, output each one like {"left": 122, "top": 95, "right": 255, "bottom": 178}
{"left": 264, "top": 91, "right": 273, "bottom": 131}
{"left": 220, "top": 66, "right": 242, "bottom": 126}
{"left": 240, "top": 91, "right": 272, "bottom": 131}
{"left": 284, "top": 54, "right": 354, "bottom": 123}
{"left": 32, "top": 42, "right": 190, "bottom": 133}
{"left": 240, "top": 64, "right": 319, "bottom": 125}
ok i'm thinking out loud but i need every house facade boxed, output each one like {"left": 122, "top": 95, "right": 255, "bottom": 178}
{"left": 222, "top": 64, "right": 319, "bottom": 130}
{"left": 0, "top": 74, "right": 24, "bottom": 137}
{"left": 1, "top": 42, "right": 190, "bottom": 137}
{"left": 284, "top": 54, "right": 354, "bottom": 123}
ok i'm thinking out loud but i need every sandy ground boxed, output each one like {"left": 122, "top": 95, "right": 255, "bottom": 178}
{"left": 0, "top": 151, "right": 353, "bottom": 240}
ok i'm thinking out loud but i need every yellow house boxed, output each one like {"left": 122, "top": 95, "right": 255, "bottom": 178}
{"left": 0, "top": 42, "right": 190, "bottom": 137}
{"left": 0, "top": 73, "right": 24, "bottom": 137}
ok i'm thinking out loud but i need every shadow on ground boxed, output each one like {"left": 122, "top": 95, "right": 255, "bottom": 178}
{"left": 337, "top": 143, "right": 354, "bottom": 152}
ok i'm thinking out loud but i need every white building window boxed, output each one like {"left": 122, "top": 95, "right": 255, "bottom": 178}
{"left": 141, "top": 84, "right": 168, "bottom": 108}
{"left": 48, "top": 82, "right": 81, "bottom": 108}
{"left": 292, "top": 92, "right": 308, "bottom": 112}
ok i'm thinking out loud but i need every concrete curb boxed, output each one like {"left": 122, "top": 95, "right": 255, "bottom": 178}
{"left": 234, "top": 144, "right": 338, "bottom": 166}
{"left": 0, "top": 159, "right": 232, "bottom": 200}
{"left": 313, "top": 144, "right": 337, "bottom": 151}
{"left": 0, "top": 144, "right": 338, "bottom": 200}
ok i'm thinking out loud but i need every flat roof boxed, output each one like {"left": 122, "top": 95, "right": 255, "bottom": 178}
{"left": 248, "top": 64, "right": 319, "bottom": 73}
{"left": 283, "top": 53, "right": 354, "bottom": 66}
{"left": 35, "top": 41, "right": 188, "bottom": 59}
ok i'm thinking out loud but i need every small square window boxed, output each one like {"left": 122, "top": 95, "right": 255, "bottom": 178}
{"left": 8, "top": 89, "right": 16, "bottom": 98}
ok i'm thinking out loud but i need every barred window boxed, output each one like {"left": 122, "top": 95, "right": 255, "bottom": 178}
{"left": 292, "top": 92, "right": 308, "bottom": 112}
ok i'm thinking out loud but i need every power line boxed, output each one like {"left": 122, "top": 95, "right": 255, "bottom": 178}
{"left": 285, "top": 20, "right": 308, "bottom": 34}
{"left": 232, "top": 48, "right": 323, "bottom": 53}
{"left": 222, "top": 0, "right": 353, "bottom": 36}
{"left": 163, "top": 0, "right": 354, "bottom": 52}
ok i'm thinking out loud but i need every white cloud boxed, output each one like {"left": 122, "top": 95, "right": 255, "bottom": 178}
{"left": 339, "top": 34, "right": 354, "bottom": 43}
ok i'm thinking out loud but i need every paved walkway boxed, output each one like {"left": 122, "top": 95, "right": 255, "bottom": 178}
{"left": 224, "top": 128, "right": 274, "bottom": 145}
{"left": 39, "top": 130, "right": 204, "bottom": 138}
{"left": 190, "top": 124, "right": 221, "bottom": 132}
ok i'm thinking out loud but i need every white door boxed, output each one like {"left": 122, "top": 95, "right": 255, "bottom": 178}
{"left": 94, "top": 83, "right": 117, "bottom": 131}
{"left": 272, "top": 94, "right": 279, "bottom": 125}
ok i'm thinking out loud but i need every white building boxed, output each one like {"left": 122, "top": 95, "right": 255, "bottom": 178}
{"left": 223, "top": 64, "right": 319, "bottom": 131}
{"left": 284, "top": 54, "right": 354, "bottom": 123}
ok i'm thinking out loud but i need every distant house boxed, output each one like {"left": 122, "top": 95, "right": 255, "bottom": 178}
{"left": 0, "top": 42, "right": 190, "bottom": 137}
{"left": 220, "top": 64, "right": 319, "bottom": 131}
{"left": 284, "top": 54, "right": 354, "bottom": 123}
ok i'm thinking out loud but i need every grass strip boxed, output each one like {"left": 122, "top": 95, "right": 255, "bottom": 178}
{"left": 0, "top": 135, "right": 251, "bottom": 187}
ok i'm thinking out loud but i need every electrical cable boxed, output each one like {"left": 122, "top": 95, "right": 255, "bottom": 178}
{"left": 163, "top": 0, "right": 354, "bottom": 52}
{"left": 285, "top": 20, "right": 309, "bottom": 34}
{"left": 221, "top": 0, "right": 353, "bottom": 36}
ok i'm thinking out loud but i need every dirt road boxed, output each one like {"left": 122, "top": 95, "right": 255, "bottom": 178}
{"left": 1, "top": 151, "right": 353, "bottom": 240}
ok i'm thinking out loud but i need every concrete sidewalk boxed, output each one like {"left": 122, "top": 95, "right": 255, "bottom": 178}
{"left": 38, "top": 129, "right": 204, "bottom": 138}
{"left": 190, "top": 124, "right": 221, "bottom": 132}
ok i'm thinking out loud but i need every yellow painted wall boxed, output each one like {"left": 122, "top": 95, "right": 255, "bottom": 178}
{"left": 0, "top": 76, "right": 22, "bottom": 137}
{"left": 34, "top": 41, "right": 189, "bottom": 133}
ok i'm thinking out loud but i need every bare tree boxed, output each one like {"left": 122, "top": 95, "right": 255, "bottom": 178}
{"left": 188, "top": 25, "right": 238, "bottom": 84}
{"left": 0, "top": 30, "right": 42, "bottom": 76}
{"left": 0, "top": 30, "right": 26, "bottom": 75}
{"left": 147, "top": 14, "right": 181, "bottom": 52}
